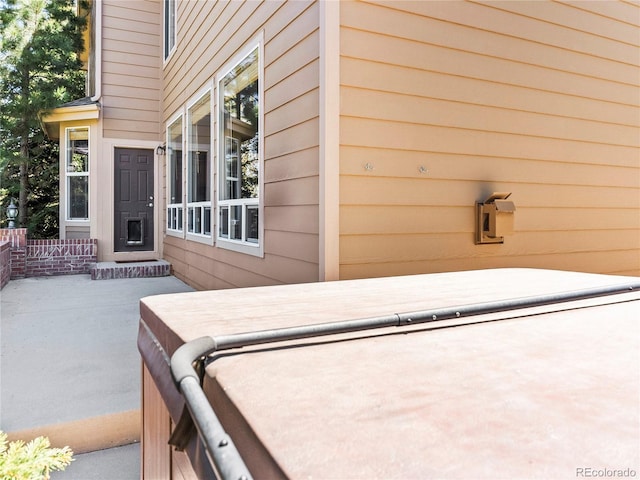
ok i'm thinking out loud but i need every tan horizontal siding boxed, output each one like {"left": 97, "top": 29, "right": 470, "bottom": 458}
{"left": 341, "top": 206, "right": 640, "bottom": 236}
{"left": 103, "top": 1, "right": 159, "bottom": 18}
{"left": 341, "top": 58, "right": 639, "bottom": 128}
{"left": 340, "top": 249, "right": 640, "bottom": 280}
{"left": 265, "top": 205, "right": 319, "bottom": 235}
{"left": 264, "top": 147, "right": 319, "bottom": 183}
{"left": 103, "top": 29, "right": 158, "bottom": 48}
{"left": 344, "top": 2, "right": 638, "bottom": 84}
{"left": 102, "top": 72, "right": 160, "bottom": 91}
{"left": 102, "top": 51, "right": 160, "bottom": 71}
{"left": 162, "top": 240, "right": 186, "bottom": 273}
{"left": 265, "top": 118, "right": 320, "bottom": 160}
{"left": 339, "top": 0, "right": 640, "bottom": 279}
{"left": 164, "top": 236, "right": 318, "bottom": 291}
{"left": 265, "top": 176, "right": 319, "bottom": 207}
{"left": 264, "top": 88, "right": 319, "bottom": 137}
{"left": 472, "top": 0, "right": 639, "bottom": 46}
{"left": 340, "top": 230, "right": 638, "bottom": 268}
{"left": 341, "top": 28, "right": 637, "bottom": 106}
{"left": 102, "top": 118, "right": 159, "bottom": 136}
{"left": 519, "top": 207, "right": 640, "bottom": 232}
{"left": 102, "top": 84, "right": 159, "bottom": 101}
{"left": 341, "top": 117, "right": 638, "bottom": 167}
{"left": 164, "top": 0, "right": 320, "bottom": 289}
{"left": 103, "top": 96, "right": 159, "bottom": 112}
{"left": 340, "top": 232, "right": 640, "bottom": 278}
{"left": 342, "top": 87, "right": 638, "bottom": 147}
{"left": 101, "top": 106, "right": 160, "bottom": 124}
{"left": 267, "top": 2, "right": 319, "bottom": 61}
{"left": 265, "top": 58, "right": 320, "bottom": 112}
{"left": 376, "top": 0, "right": 639, "bottom": 64}
{"left": 339, "top": 147, "right": 640, "bottom": 188}
{"left": 102, "top": 12, "right": 159, "bottom": 37}
{"left": 265, "top": 30, "right": 319, "bottom": 88}
{"left": 265, "top": 231, "right": 319, "bottom": 264}
{"left": 340, "top": 206, "right": 471, "bottom": 236}
{"left": 101, "top": 0, "right": 161, "bottom": 140}
{"left": 341, "top": 176, "right": 638, "bottom": 210}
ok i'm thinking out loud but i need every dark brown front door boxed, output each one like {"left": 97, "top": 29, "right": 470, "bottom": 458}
{"left": 114, "top": 148, "right": 154, "bottom": 252}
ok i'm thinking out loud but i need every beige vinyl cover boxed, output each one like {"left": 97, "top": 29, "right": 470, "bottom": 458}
{"left": 139, "top": 269, "right": 640, "bottom": 479}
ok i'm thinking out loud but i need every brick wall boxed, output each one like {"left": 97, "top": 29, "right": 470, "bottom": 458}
{"left": 0, "top": 229, "right": 97, "bottom": 287}
{"left": 10, "top": 246, "right": 25, "bottom": 279}
{"left": 0, "top": 228, "right": 27, "bottom": 248}
{"left": 25, "top": 238, "right": 97, "bottom": 277}
{"left": 1, "top": 228, "right": 27, "bottom": 280}
{"left": 0, "top": 240, "right": 10, "bottom": 289}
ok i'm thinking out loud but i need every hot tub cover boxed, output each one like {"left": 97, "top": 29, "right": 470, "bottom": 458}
{"left": 138, "top": 268, "right": 640, "bottom": 479}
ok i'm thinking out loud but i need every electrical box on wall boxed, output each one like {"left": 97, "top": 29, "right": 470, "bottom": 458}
{"left": 475, "top": 192, "right": 516, "bottom": 244}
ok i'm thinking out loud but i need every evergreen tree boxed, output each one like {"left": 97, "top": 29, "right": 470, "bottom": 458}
{"left": 0, "top": 0, "right": 86, "bottom": 237}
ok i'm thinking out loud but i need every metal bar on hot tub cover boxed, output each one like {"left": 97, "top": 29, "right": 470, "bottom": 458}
{"left": 170, "top": 281, "right": 640, "bottom": 480}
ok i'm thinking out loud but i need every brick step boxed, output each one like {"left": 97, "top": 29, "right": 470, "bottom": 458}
{"left": 90, "top": 260, "right": 170, "bottom": 280}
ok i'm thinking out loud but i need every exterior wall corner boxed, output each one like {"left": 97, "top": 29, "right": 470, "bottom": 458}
{"left": 319, "top": 0, "right": 341, "bottom": 281}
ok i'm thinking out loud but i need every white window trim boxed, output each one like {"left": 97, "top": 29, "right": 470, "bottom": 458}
{"left": 186, "top": 201, "right": 213, "bottom": 241}
{"left": 163, "top": 0, "right": 176, "bottom": 63}
{"left": 185, "top": 85, "right": 214, "bottom": 245}
{"left": 216, "top": 36, "right": 264, "bottom": 257}
{"left": 65, "top": 126, "right": 90, "bottom": 222}
{"left": 218, "top": 199, "right": 260, "bottom": 244}
{"left": 166, "top": 111, "right": 184, "bottom": 238}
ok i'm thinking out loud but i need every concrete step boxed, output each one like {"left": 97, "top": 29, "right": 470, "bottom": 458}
{"left": 90, "top": 260, "right": 170, "bottom": 280}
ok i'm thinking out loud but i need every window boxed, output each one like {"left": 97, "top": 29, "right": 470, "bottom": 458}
{"left": 218, "top": 45, "right": 261, "bottom": 250}
{"left": 167, "top": 116, "right": 183, "bottom": 234}
{"left": 66, "top": 127, "right": 89, "bottom": 220}
{"left": 187, "top": 91, "right": 212, "bottom": 237}
{"left": 164, "top": 0, "right": 176, "bottom": 60}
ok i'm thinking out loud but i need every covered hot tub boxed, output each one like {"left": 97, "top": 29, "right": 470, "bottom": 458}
{"left": 138, "top": 268, "right": 640, "bottom": 479}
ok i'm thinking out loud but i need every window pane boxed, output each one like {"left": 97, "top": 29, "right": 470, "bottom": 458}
{"left": 225, "top": 136, "right": 240, "bottom": 199}
{"left": 189, "top": 151, "right": 209, "bottom": 202}
{"left": 167, "top": 207, "right": 183, "bottom": 231}
{"left": 220, "top": 47, "right": 259, "bottom": 201}
{"left": 188, "top": 93, "right": 211, "bottom": 203}
{"left": 246, "top": 206, "right": 259, "bottom": 243}
{"left": 164, "top": 0, "right": 175, "bottom": 59}
{"left": 168, "top": 117, "right": 182, "bottom": 204}
{"left": 217, "top": 45, "right": 261, "bottom": 248}
{"left": 219, "top": 206, "right": 229, "bottom": 238}
{"left": 230, "top": 205, "right": 242, "bottom": 240}
{"left": 204, "top": 206, "right": 211, "bottom": 235}
{"left": 67, "top": 128, "right": 89, "bottom": 173}
{"left": 69, "top": 176, "right": 88, "bottom": 219}
{"left": 193, "top": 206, "right": 201, "bottom": 234}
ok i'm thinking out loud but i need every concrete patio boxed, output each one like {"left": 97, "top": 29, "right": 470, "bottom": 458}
{"left": 0, "top": 273, "right": 193, "bottom": 479}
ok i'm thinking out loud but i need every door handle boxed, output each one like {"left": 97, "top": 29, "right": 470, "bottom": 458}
{"left": 148, "top": 203, "right": 154, "bottom": 207}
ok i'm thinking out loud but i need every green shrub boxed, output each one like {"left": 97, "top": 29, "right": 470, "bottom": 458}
{"left": 0, "top": 431, "right": 73, "bottom": 480}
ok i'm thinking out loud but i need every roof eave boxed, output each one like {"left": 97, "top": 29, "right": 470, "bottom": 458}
{"left": 40, "top": 103, "right": 100, "bottom": 140}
